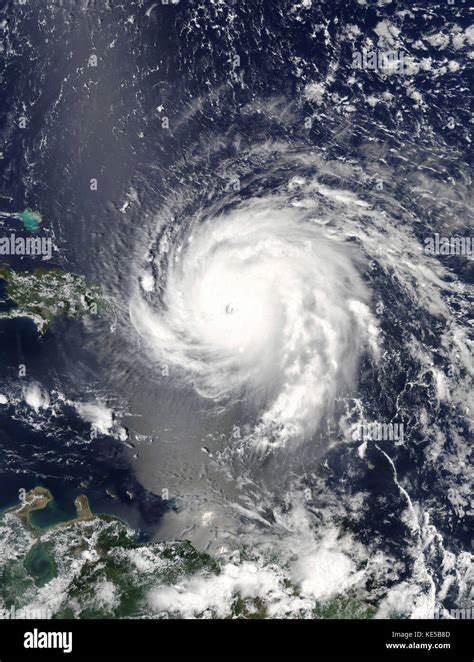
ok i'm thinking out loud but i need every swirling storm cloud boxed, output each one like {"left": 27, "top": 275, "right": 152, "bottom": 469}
{"left": 0, "top": 0, "right": 471, "bottom": 621}
{"left": 131, "top": 195, "right": 380, "bottom": 450}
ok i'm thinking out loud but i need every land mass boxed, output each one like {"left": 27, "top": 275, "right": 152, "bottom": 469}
{"left": 0, "top": 265, "right": 110, "bottom": 333}
{"left": 0, "top": 487, "right": 377, "bottom": 619}
{"left": 6, "top": 487, "right": 95, "bottom": 532}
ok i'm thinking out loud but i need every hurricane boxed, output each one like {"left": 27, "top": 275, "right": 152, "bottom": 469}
{"left": 0, "top": 0, "right": 471, "bottom": 626}
{"left": 131, "top": 183, "right": 382, "bottom": 450}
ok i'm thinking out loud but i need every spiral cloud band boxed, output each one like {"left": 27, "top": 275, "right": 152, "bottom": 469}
{"left": 131, "top": 193, "right": 380, "bottom": 449}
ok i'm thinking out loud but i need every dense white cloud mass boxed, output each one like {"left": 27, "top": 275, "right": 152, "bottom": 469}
{"left": 131, "top": 199, "right": 380, "bottom": 449}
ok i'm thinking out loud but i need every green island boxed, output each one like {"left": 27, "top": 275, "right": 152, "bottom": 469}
{"left": 0, "top": 265, "right": 109, "bottom": 334}
{"left": 0, "top": 487, "right": 378, "bottom": 619}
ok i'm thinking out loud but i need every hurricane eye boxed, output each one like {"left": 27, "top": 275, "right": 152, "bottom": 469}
{"left": 131, "top": 204, "right": 381, "bottom": 449}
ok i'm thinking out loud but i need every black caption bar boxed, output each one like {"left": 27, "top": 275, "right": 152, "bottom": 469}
{"left": 0, "top": 618, "right": 471, "bottom": 660}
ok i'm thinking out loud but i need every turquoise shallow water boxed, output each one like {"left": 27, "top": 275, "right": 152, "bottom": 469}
{"left": 16, "top": 209, "right": 42, "bottom": 231}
